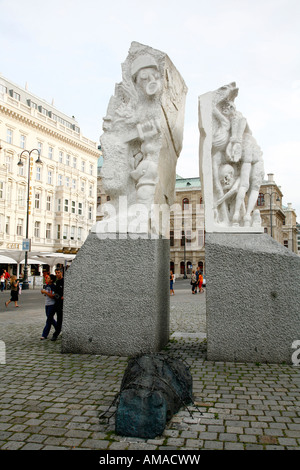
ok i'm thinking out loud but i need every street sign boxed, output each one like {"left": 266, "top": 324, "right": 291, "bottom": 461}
{"left": 22, "top": 239, "right": 31, "bottom": 251}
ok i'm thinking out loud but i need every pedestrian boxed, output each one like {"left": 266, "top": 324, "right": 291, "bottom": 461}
{"left": 198, "top": 272, "right": 204, "bottom": 294}
{"left": 4, "top": 270, "right": 10, "bottom": 290}
{"left": 170, "top": 270, "right": 175, "bottom": 295}
{"left": 40, "top": 274, "right": 57, "bottom": 340}
{"left": 191, "top": 270, "right": 197, "bottom": 294}
{"left": 195, "top": 267, "right": 200, "bottom": 293}
{"left": 5, "top": 275, "right": 20, "bottom": 308}
{"left": 51, "top": 268, "right": 64, "bottom": 341}
{"left": 0, "top": 271, "right": 5, "bottom": 292}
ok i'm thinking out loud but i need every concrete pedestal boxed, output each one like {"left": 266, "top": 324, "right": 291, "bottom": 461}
{"left": 205, "top": 233, "right": 300, "bottom": 364}
{"left": 61, "top": 233, "right": 170, "bottom": 356}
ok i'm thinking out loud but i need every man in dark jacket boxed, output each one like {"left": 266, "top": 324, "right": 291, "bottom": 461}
{"left": 51, "top": 268, "right": 64, "bottom": 341}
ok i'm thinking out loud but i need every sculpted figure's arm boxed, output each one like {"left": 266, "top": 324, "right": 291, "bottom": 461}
{"left": 212, "top": 105, "right": 231, "bottom": 131}
{"left": 214, "top": 177, "right": 240, "bottom": 208}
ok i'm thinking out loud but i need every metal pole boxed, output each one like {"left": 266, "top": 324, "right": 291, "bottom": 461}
{"left": 270, "top": 193, "right": 273, "bottom": 238}
{"left": 18, "top": 149, "right": 41, "bottom": 290}
{"left": 21, "top": 152, "right": 31, "bottom": 290}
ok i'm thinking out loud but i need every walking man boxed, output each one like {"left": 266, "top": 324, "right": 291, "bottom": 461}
{"left": 51, "top": 268, "right": 64, "bottom": 341}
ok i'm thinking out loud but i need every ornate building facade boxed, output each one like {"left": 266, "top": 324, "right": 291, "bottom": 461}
{"left": 0, "top": 75, "right": 99, "bottom": 257}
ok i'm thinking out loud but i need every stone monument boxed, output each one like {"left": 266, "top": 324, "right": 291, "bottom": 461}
{"left": 61, "top": 42, "right": 187, "bottom": 356}
{"left": 199, "top": 83, "right": 300, "bottom": 364}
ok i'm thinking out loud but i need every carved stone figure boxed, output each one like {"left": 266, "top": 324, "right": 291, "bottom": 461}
{"left": 94, "top": 42, "right": 187, "bottom": 235}
{"left": 199, "top": 82, "right": 264, "bottom": 232}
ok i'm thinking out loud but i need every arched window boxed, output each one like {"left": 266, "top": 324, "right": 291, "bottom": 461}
{"left": 180, "top": 261, "right": 185, "bottom": 275}
{"left": 182, "top": 198, "right": 189, "bottom": 210}
{"left": 257, "top": 193, "right": 265, "bottom": 206}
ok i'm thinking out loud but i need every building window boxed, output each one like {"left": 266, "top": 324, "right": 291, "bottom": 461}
{"left": 46, "top": 223, "right": 52, "bottom": 239}
{"left": 180, "top": 261, "right": 185, "bottom": 275}
{"left": 89, "top": 184, "right": 93, "bottom": 197}
{"left": 0, "top": 181, "right": 4, "bottom": 199}
{"left": 66, "top": 154, "right": 70, "bottom": 166}
{"left": 5, "top": 217, "right": 10, "bottom": 235}
{"left": 65, "top": 176, "right": 70, "bottom": 187}
{"left": 198, "top": 230, "right": 204, "bottom": 247}
{"left": 31, "top": 101, "right": 38, "bottom": 110}
{"left": 71, "top": 201, "right": 76, "bottom": 214}
{"left": 73, "top": 157, "right": 77, "bottom": 169}
{"left": 58, "top": 174, "right": 63, "bottom": 186}
{"left": 13, "top": 91, "right": 20, "bottom": 101}
{"left": 0, "top": 84, "right": 7, "bottom": 94}
{"left": 34, "top": 221, "right": 40, "bottom": 238}
{"left": 186, "top": 230, "right": 192, "bottom": 247}
{"left": 57, "top": 198, "right": 61, "bottom": 212}
{"left": 35, "top": 193, "right": 41, "bottom": 209}
{"left": 182, "top": 198, "right": 189, "bottom": 210}
{"left": 81, "top": 161, "right": 85, "bottom": 172}
{"left": 257, "top": 193, "right": 265, "bottom": 206}
{"left": 59, "top": 151, "right": 63, "bottom": 163}
{"left": 6, "top": 182, "right": 12, "bottom": 203}
{"left": 81, "top": 180, "right": 85, "bottom": 192}
{"left": 48, "top": 171, "right": 53, "bottom": 185}
{"left": 64, "top": 199, "right": 69, "bottom": 212}
{"left": 5, "top": 155, "right": 12, "bottom": 172}
{"left": 18, "top": 162, "right": 24, "bottom": 176}
{"left": 90, "top": 164, "right": 94, "bottom": 176}
{"left": 46, "top": 195, "right": 52, "bottom": 211}
{"left": 18, "top": 187, "right": 25, "bottom": 207}
{"left": 36, "top": 166, "right": 41, "bottom": 181}
{"left": 72, "top": 179, "right": 76, "bottom": 190}
{"left": 70, "top": 226, "right": 75, "bottom": 240}
{"left": 39, "top": 106, "right": 48, "bottom": 116}
{"left": 48, "top": 147, "right": 53, "bottom": 160}
{"left": 17, "top": 218, "right": 23, "bottom": 236}
{"left": 20, "top": 135, "right": 26, "bottom": 149}
{"left": 6, "top": 129, "right": 13, "bottom": 144}
{"left": 284, "top": 240, "right": 288, "bottom": 248}
{"left": 78, "top": 202, "right": 83, "bottom": 215}
{"left": 88, "top": 206, "right": 92, "bottom": 220}
{"left": 63, "top": 225, "right": 68, "bottom": 240}
{"left": 57, "top": 224, "right": 61, "bottom": 239}
{"left": 78, "top": 227, "right": 82, "bottom": 240}
{"left": 37, "top": 142, "right": 43, "bottom": 156}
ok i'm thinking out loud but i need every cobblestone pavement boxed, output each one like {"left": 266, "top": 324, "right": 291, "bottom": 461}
{"left": 0, "top": 282, "right": 299, "bottom": 451}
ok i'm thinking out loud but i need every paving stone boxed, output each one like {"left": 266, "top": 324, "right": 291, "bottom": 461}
{"left": 0, "top": 288, "right": 299, "bottom": 451}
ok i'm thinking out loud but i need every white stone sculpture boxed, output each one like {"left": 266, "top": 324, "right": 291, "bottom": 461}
{"left": 199, "top": 82, "right": 264, "bottom": 233}
{"left": 93, "top": 42, "right": 187, "bottom": 236}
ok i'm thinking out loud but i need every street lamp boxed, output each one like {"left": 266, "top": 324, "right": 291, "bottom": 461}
{"left": 263, "top": 191, "right": 280, "bottom": 238}
{"left": 17, "top": 149, "right": 42, "bottom": 290}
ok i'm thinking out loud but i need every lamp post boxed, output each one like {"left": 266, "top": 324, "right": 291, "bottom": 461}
{"left": 182, "top": 201, "right": 188, "bottom": 279}
{"left": 17, "top": 149, "right": 42, "bottom": 290}
{"left": 263, "top": 191, "right": 280, "bottom": 238}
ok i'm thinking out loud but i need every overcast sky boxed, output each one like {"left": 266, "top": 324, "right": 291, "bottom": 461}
{"left": 1, "top": 0, "right": 300, "bottom": 218}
